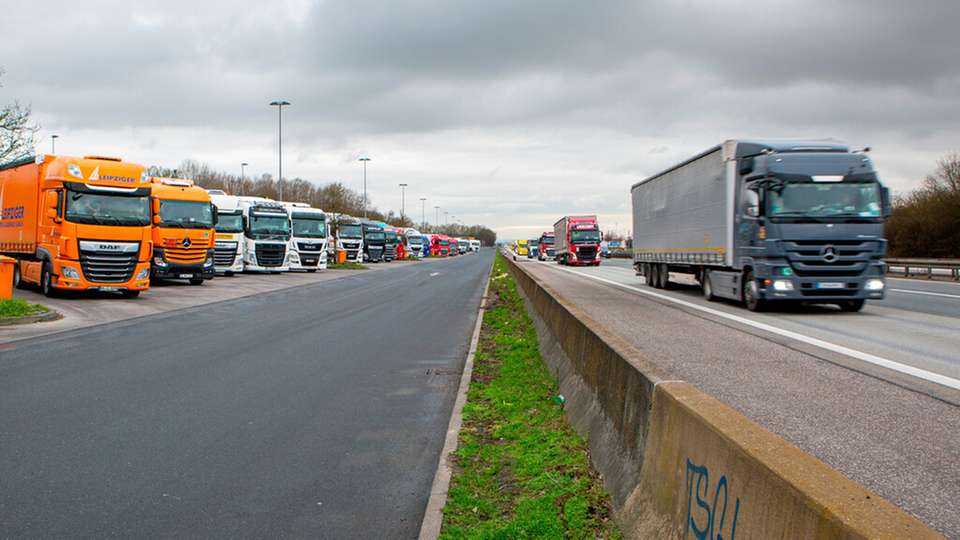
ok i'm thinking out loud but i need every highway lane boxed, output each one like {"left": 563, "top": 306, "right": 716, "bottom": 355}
{"left": 512, "top": 253, "right": 960, "bottom": 537}
{"left": 0, "top": 251, "right": 493, "bottom": 538}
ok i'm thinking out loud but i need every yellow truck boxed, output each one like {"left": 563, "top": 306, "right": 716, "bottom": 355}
{"left": 149, "top": 177, "right": 216, "bottom": 285}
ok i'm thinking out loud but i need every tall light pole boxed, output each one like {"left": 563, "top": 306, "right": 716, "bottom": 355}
{"left": 240, "top": 162, "right": 248, "bottom": 195}
{"left": 51, "top": 134, "right": 59, "bottom": 154}
{"left": 434, "top": 206, "right": 439, "bottom": 228}
{"left": 398, "top": 183, "right": 408, "bottom": 223}
{"left": 269, "top": 100, "right": 290, "bottom": 200}
{"left": 420, "top": 197, "right": 426, "bottom": 229}
{"left": 444, "top": 211, "right": 449, "bottom": 225}
{"left": 359, "top": 156, "right": 371, "bottom": 218}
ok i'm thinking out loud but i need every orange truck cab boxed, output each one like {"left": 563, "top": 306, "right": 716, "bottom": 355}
{"left": 0, "top": 154, "right": 152, "bottom": 297}
{"left": 149, "top": 177, "right": 216, "bottom": 285}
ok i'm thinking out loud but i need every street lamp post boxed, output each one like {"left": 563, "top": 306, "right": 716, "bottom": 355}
{"left": 434, "top": 206, "right": 439, "bottom": 229}
{"left": 358, "top": 156, "right": 371, "bottom": 219}
{"left": 269, "top": 100, "right": 290, "bottom": 200}
{"left": 51, "top": 134, "right": 58, "bottom": 154}
{"left": 240, "top": 162, "right": 248, "bottom": 195}
{"left": 399, "top": 183, "right": 408, "bottom": 223}
{"left": 420, "top": 198, "right": 426, "bottom": 229}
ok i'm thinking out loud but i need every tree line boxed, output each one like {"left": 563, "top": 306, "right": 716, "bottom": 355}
{"left": 886, "top": 152, "right": 960, "bottom": 258}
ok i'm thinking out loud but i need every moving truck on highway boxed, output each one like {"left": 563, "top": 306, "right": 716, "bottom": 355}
{"left": 537, "top": 232, "right": 555, "bottom": 261}
{"left": 238, "top": 197, "right": 291, "bottom": 272}
{"left": 404, "top": 228, "right": 424, "bottom": 258}
{"left": 527, "top": 238, "right": 539, "bottom": 259}
{"left": 282, "top": 202, "right": 327, "bottom": 272}
{"left": 514, "top": 239, "right": 529, "bottom": 260}
{"left": 554, "top": 215, "right": 602, "bottom": 266}
{"left": 362, "top": 221, "right": 386, "bottom": 262}
{"left": 331, "top": 215, "right": 364, "bottom": 263}
{"left": 0, "top": 154, "right": 152, "bottom": 297}
{"left": 631, "top": 139, "right": 890, "bottom": 312}
{"left": 209, "top": 192, "right": 245, "bottom": 275}
{"left": 149, "top": 177, "right": 216, "bottom": 285}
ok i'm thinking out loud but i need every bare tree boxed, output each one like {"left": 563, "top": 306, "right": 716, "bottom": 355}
{"left": 923, "top": 152, "right": 960, "bottom": 195}
{"left": 0, "top": 68, "right": 39, "bottom": 163}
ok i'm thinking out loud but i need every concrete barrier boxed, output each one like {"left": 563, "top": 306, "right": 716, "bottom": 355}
{"left": 503, "top": 253, "right": 940, "bottom": 539}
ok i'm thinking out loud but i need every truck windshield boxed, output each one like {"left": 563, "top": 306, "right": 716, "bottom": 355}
{"left": 440, "top": 240, "right": 449, "bottom": 246}
{"left": 249, "top": 215, "right": 290, "bottom": 236}
{"left": 767, "top": 181, "right": 882, "bottom": 219}
{"left": 216, "top": 213, "right": 243, "bottom": 233}
{"left": 65, "top": 191, "right": 150, "bottom": 226}
{"left": 159, "top": 200, "right": 214, "bottom": 229}
{"left": 408, "top": 238, "right": 423, "bottom": 246}
{"left": 365, "top": 231, "right": 385, "bottom": 241}
{"left": 570, "top": 230, "right": 600, "bottom": 243}
{"left": 292, "top": 216, "right": 327, "bottom": 238}
{"left": 339, "top": 224, "right": 362, "bottom": 238}
{"left": 542, "top": 237, "right": 555, "bottom": 245}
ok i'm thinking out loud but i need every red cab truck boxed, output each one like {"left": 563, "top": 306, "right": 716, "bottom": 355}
{"left": 554, "top": 215, "right": 602, "bottom": 266}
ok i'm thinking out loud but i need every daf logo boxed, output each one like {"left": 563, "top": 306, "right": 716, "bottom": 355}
{"left": 99, "top": 244, "right": 120, "bottom": 251}
{"left": 182, "top": 238, "right": 192, "bottom": 248}
{"left": 820, "top": 245, "right": 839, "bottom": 263}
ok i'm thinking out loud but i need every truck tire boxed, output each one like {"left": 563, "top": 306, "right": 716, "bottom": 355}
{"left": 742, "top": 271, "right": 766, "bottom": 312}
{"left": 12, "top": 263, "right": 24, "bottom": 290}
{"left": 839, "top": 299, "right": 865, "bottom": 312}
{"left": 648, "top": 264, "right": 660, "bottom": 288}
{"left": 189, "top": 278, "right": 204, "bottom": 285}
{"left": 225, "top": 271, "right": 235, "bottom": 277}
{"left": 40, "top": 263, "right": 57, "bottom": 298}
{"left": 658, "top": 264, "right": 672, "bottom": 289}
{"left": 702, "top": 270, "right": 717, "bottom": 301}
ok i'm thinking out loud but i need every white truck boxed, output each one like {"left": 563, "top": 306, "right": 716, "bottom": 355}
{"left": 469, "top": 239, "right": 481, "bottom": 252}
{"left": 331, "top": 214, "right": 364, "bottom": 263}
{"left": 404, "top": 228, "right": 425, "bottom": 258}
{"left": 237, "top": 197, "right": 291, "bottom": 272}
{"left": 208, "top": 192, "right": 245, "bottom": 275}
{"left": 282, "top": 202, "right": 328, "bottom": 272}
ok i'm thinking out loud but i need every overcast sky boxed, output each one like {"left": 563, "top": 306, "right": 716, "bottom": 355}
{"left": 3, "top": 0, "right": 958, "bottom": 240}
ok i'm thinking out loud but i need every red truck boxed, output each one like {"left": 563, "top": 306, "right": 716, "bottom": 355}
{"left": 554, "top": 215, "right": 602, "bottom": 266}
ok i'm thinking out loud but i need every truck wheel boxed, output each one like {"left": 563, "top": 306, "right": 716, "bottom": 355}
{"left": 648, "top": 264, "right": 660, "bottom": 288}
{"left": 189, "top": 278, "right": 204, "bottom": 285}
{"left": 702, "top": 270, "right": 717, "bottom": 301}
{"left": 41, "top": 264, "right": 58, "bottom": 298}
{"left": 742, "top": 271, "right": 766, "bottom": 312}
{"left": 121, "top": 290, "right": 141, "bottom": 298}
{"left": 12, "top": 263, "right": 24, "bottom": 290}
{"left": 225, "top": 271, "right": 235, "bottom": 277}
{"left": 658, "top": 264, "right": 672, "bottom": 289}
{"left": 839, "top": 299, "right": 865, "bottom": 312}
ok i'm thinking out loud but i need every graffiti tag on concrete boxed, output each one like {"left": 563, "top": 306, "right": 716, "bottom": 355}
{"left": 685, "top": 458, "right": 740, "bottom": 540}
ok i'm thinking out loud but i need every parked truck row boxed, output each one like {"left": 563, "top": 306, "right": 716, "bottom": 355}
{"left": 1, "top": 154, "right": 483, "bottom": 298}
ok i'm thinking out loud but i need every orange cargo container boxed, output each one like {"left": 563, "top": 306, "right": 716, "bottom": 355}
{"left": 149, "top": 177, "right": 216, "bottom": 285}
{"left": 0, "top": 155, "right": 153, "bottom": 297}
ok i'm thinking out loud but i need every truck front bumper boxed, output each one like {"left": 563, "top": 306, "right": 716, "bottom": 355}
{"left": 152, "top": 261, "right": 215, "bottom": 280}
{"left": 757, "top": 275, "right": 886, "bottom": 302}
{"left": 53, "top": 260, "right": 151, "bottom": 292}
{"left": 289, "top": 250, "right": 328, "bottom": 270}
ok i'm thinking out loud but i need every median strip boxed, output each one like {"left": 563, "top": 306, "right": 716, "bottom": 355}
{"left": 439, "top": 253, "right": 620, "bottom": 539}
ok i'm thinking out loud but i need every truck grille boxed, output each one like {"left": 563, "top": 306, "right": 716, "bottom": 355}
{"left": 80, "top": 247, "right": 138, "bottom": 283}
{"left": 297, "top": 242, "right": 324, "bottom": 252}
{"left": 214, "top": 247, "right": 237, "bottom": 266}
{"left": 577, "top": 246, "right": 597, "bottom": 260}
{"left": 783, "top": 240, "right": 875, "bottom": 277}
{"left": 255, "top": 243, "right": 286, "bottom": 267}
{"left": 164, "top": 245, "right": 207, "bottom": 264}
{"left": 385, "top": 245, "right": 396, "bottom": 258}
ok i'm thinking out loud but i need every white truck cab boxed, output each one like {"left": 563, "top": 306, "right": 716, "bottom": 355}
{"left": 470, "top": 239, "right": 481, "bottom": 252}
{"left": 404, "top": 228, "right": 425, "bottom": 258}
{"left": 209, "top": 192, "right": 245, "bottom": 275}
{"left": 281, "top": 202, "right": 328, "bottom": 272}
{"left": 332, "top": 215, "right": 364, "bottom": 263}
{"left": 237, "top": 197, "right": 291, "bottom": 272}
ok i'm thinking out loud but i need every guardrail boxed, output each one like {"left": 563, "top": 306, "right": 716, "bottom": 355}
{"left": 885, "top": 258, "right": 960, "bottom": 281}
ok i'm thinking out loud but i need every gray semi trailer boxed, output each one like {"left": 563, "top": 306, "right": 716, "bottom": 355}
{"left": 631, "top": 139, "right": 890, "bottom": 312}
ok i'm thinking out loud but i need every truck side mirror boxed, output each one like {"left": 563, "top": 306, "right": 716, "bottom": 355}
{"left": 46, "top": 207, "right": 58, "bottom": 219}
{"left": 744, "top": 205, "right": 760, "bottom": 218}
{"left": 881, "top": 187, "right": 892, "bottom": 217}
{"left": 738, "top": 157, "right": 754, "bottom": 176}
{"left": 152, "top": 199, "right": 161, "bottom": 215}
{"left": 44, "top": 191, "right": 61, "bottom": 222}
{"left": 152, "top": 214, "right": 161, "bottom": 225}
{"left": 210, "top": 204, "right": 218, "bottom": 226}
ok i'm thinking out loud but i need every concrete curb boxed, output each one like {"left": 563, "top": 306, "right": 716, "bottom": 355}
{"left": 502, "top": 252, "right": 941, "bottom": 539}
{"left": 0, "top": 309, "right": 61, "bottom": 327}
{"left": 417, "top": 264, "right": 492, "bottom": 539}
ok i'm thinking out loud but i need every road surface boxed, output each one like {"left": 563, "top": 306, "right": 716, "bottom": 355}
{"left": 513, "top": 253, "right": 960, "bottom": 537}
{"left": 0, "top": 251, "right": 493, "bottom": 538}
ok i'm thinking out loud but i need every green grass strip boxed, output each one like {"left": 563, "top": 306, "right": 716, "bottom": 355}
{"left": 441, "top": 253, "right": 621, "bottom": 539}
{"left": 0, "top": 298, "right": 49, "bottom": 318}
{"left": 327, "top": 261, "right": 368, "bottom": 270}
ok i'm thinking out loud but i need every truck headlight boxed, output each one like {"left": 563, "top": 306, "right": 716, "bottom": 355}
{"left": 153, "top": 256, "right": 167, "bottom": 267}
{"left": 136, "top": 268, "right": 150, "bottom": 280}
{"left": 772, "top": 279, "right": 794, "bottom": 291}
{"left": 204, "top": 250, "right": 215, "bottom": 266}
{"left": 61, "top": 266, "right": 80, "bottom": 279}
{"left": 865, "top": 279, "right": 885, "bottom": 291}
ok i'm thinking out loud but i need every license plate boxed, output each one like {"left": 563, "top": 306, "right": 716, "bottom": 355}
{"left": 816, "top": 282, "right": 844, "bottom": 289}
{"left": 99, "top": 287, "right": 120, "bottom": 292}
{"left": 180, "top": 274, "right": 194, "bottom": 279}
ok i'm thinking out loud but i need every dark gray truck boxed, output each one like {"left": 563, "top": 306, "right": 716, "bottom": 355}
{"left": 631, "top": 139, "right": 890, "bottom": 312}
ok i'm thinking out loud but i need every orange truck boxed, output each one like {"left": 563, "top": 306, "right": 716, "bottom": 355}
{"left": 149, "top": 177, "right": 216, "bottom": 285}
{"left": 0, "top": 154, "right": 152, "bottom": 297}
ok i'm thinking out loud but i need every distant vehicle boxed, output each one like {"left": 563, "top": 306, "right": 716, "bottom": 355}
{"left": 527, "top": 239, "right": 539, "bottom": 259}
{"left": 237, "top": 197, "right": 291, "bottom": 272}
{"left": 457, "top": 238, "right": 469, "bottom": 254}
{"left": 331, "top": 215, "right": 364, "bottom": 263}
{"left": 0, "top": 154, "right": 152, "bottom": 297}
{"left": 537, "top": 232, "right": 555, "bottom": 261}
{"left": 554, "top": 215, "right": 601, "bottom": 266}
{"left": 421, "top": 234, "right": 433, "bottom": 256}
{"left": 362, "top": 221, "right": 386, "bottom": 262}
{"left": 631, "top": 139, "right": 890, "bottom": 312}
{"left": 404, "top": 228, "right": 425, "bottom": 258}
{"left": 149, "top": 177, "right": 216, "bottom": 285}
{"left": 209, "top": 193, "right": 246, "bottom": 275}
{"left": 599, "top": 241, "right": 612, "bottom": 258}
{"left": 447, "top": 235, "right": 458, "bottom": 256}
{"left": 514, "top": 239, "right": 529, "bottom": 260}
{"left": 281, "top": 202, "right": 327, "bottom": 272}
{"left": 429, "top": 234, "right": 451, "bottom": 257}
{"left": 469, "top": 239, "right": 481, "bottom": 252}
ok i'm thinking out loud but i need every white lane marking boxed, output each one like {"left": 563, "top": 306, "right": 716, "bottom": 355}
{"left": 430, "top": 272, "right": 440, "bottom": 277}
{"left": 889, "top": 288, "right": 960, "bottom": 300}
{"left": 546, "top": 264, "right": 960, "bottom": 392}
